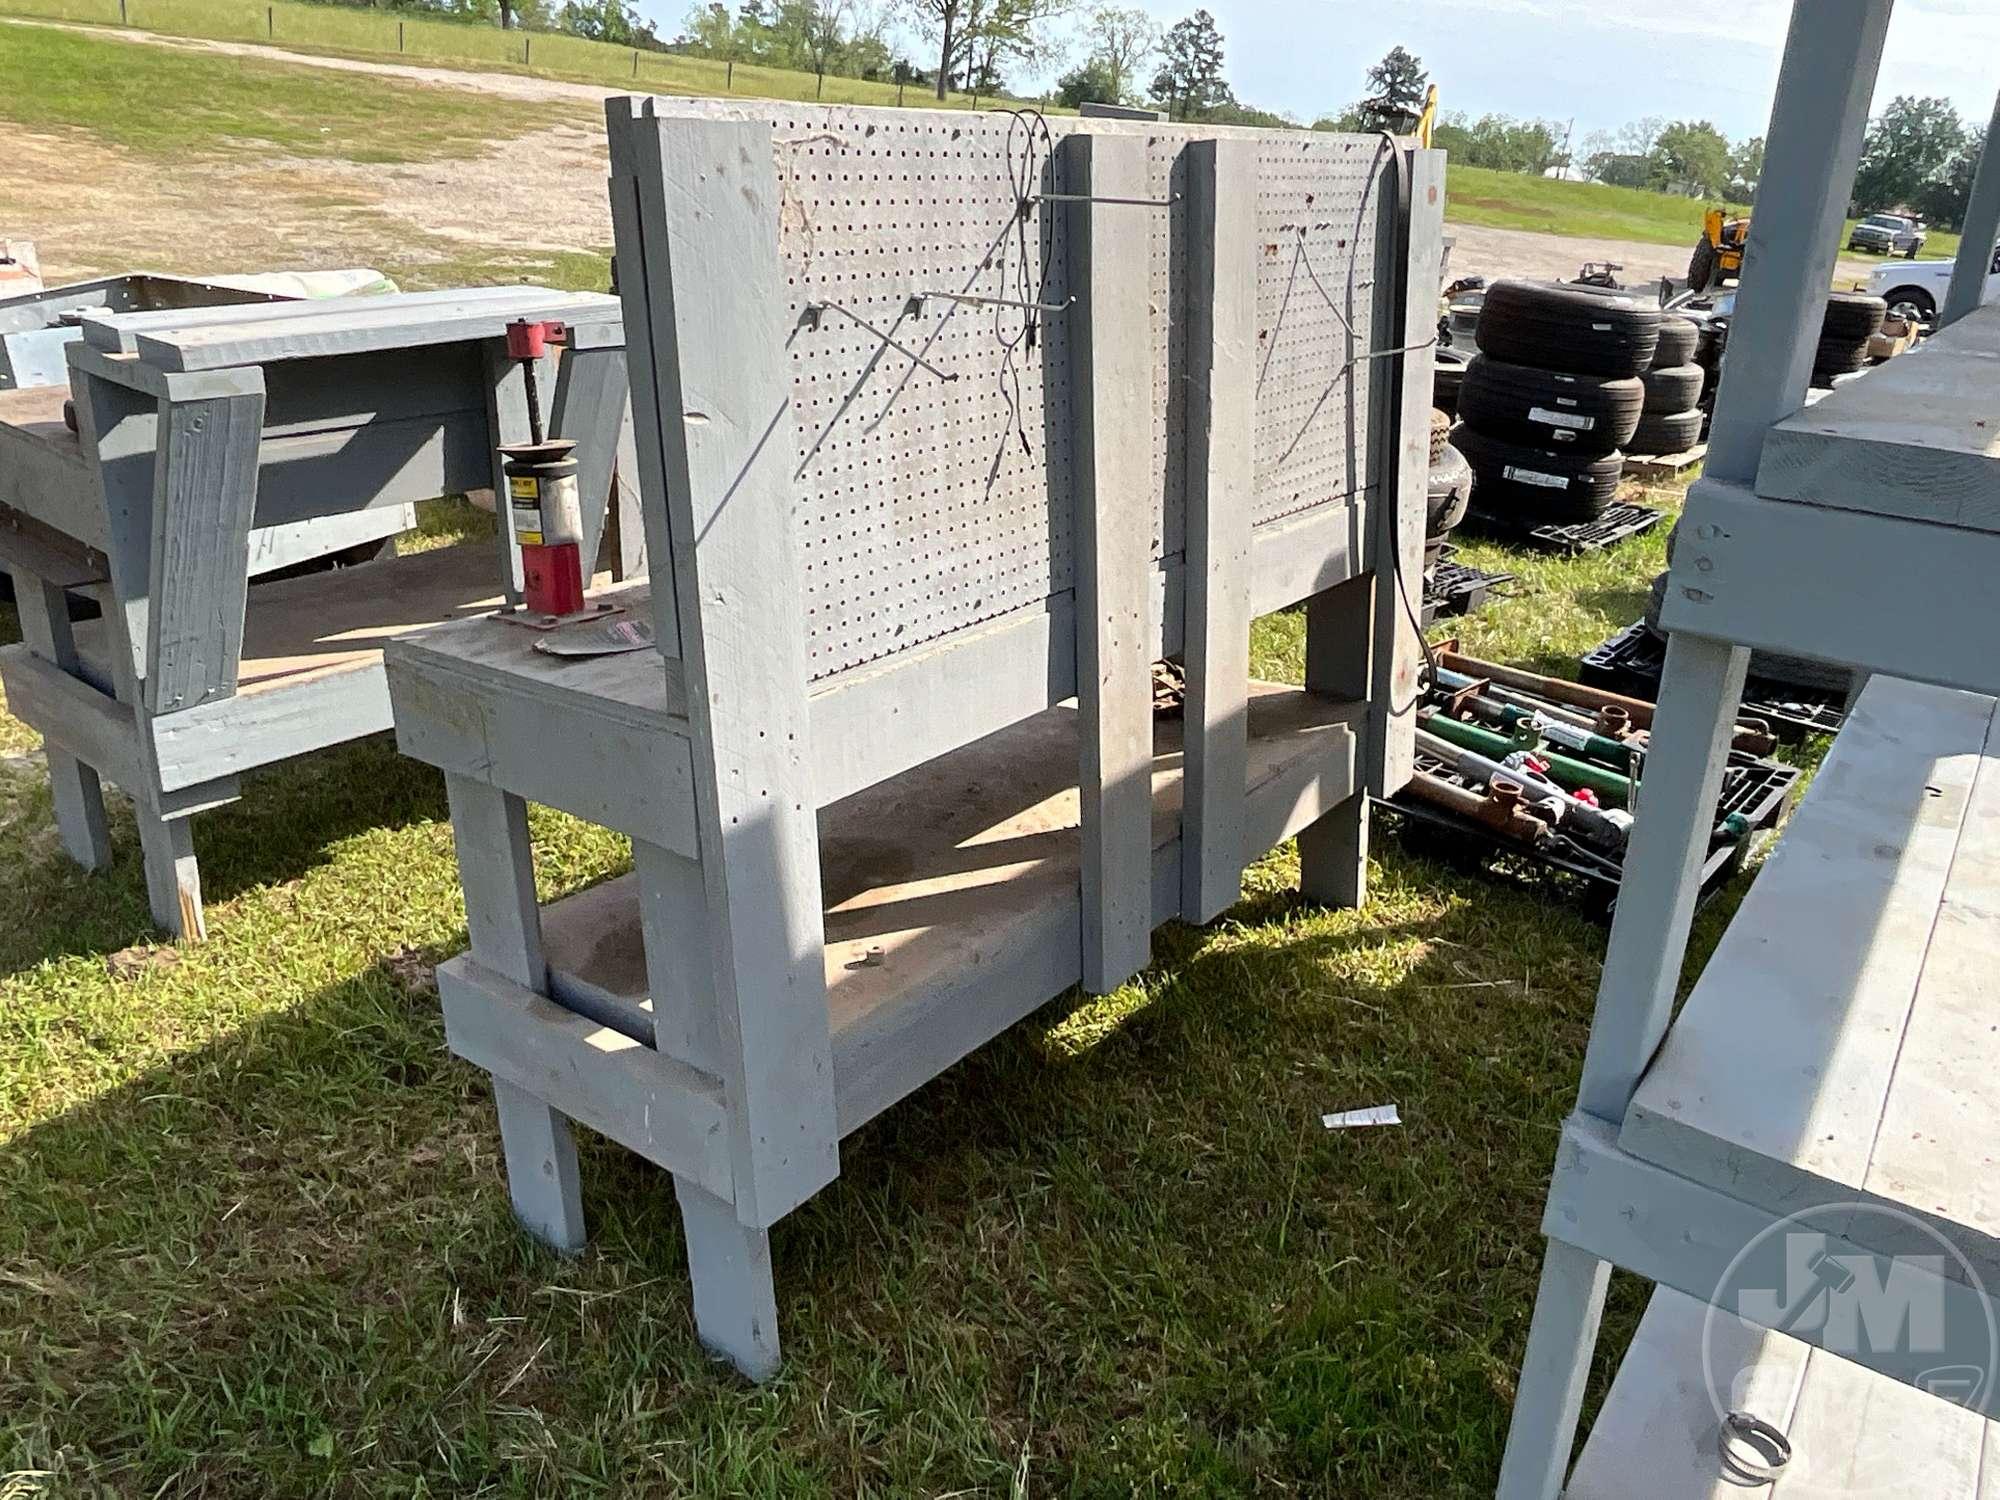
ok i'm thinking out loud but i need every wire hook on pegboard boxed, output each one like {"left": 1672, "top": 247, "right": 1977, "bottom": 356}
{"left": 801, "top": 299, "right": 960, "bottom": 384}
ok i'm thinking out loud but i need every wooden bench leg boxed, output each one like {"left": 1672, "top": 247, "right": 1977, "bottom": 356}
{"left": 1494, "top": 1237, "right": 1613, "bottom": 1500}
{"left": 493, "top": 1077, "right": 586, "bottom": 1254}
{"left": 134, "top": 802, "right": 204, "bottom": 941}
{"left": 674, "top": 1174, "right": 780, "bottom": 1381}
{"left": 1299, "top": 790, "right": 1369, "bottom": 910}
{"left": 11, "top": 572, "right": 113, "bottom": 871}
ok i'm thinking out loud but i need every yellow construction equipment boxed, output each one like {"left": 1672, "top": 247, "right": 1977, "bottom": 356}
{"left": 1689, "top": 208, "right": 1749, "bottom": 291}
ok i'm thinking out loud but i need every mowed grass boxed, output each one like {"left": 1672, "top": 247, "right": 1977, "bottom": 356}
{"left": 1448, "top": 164, "right": 1969, "bottom": 268}
{"left": 0, "top": 18, "right": 570, "bottom": 161}
{"left": 0, "top": 0, "right": 1003, "bottom": 113}
{"left": 0, "top": 468, "right": 1778, "bottom": 1493}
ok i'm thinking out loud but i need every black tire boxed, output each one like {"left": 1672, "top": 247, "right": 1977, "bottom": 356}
{"left": 1629, "top": 408, "right": 1703, "bottom": 457}
{"left": 1639, "top": 363, "right": 1704, "bottom": 414}
{"left": 1812, "top": 333, "right": 1871, "bottom": 381}
{"left": 1877, "top": 284, "right": 1937, "bottom": 324}
{"left": 1453, "top": 423, "right": 1623, "bottom": 523}
{"left": 1429, "top": 407, "right": 1451, "bottom": 465}
{"left": 1455, "top": 354, "right": 1643, "bottom": 453}
{"left": 1651, "top": 316, "right": 1700, "bottom": 368}
{"left": 1434, "top": 354, "right": 1467, "bottom": 417}
{"left": 1474, "top": 279, "right": 1662, "bottom": 378}
{"left": 1688, "top": 236, "right": 1718, "bottom": 289}
{"left": 1821, "top": 290, "right": 1887, "bottom": 341}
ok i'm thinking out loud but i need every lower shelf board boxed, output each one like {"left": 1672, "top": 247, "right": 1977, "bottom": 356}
{"left": 1567, "top": 1286, "right": 2000, "bottom": 1498}
{"left": 533, "top": 681, "right": 1366, "bottom": 1136}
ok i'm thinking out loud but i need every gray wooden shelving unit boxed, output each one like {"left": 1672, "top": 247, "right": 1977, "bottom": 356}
{"left": 385, "top": 97, "right": 1444, "bottom": 1378}
{"left": 1495, "top": 3, "right": 2000, "bottom": 1494}
{"left": 0, "top": 287, "right": 638, "bottom": 939}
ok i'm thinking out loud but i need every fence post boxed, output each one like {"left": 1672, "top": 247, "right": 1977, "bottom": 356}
{"left": 815, "top": 70, "right": 823, "bottom": 99}
{"left": 265, "top": 4, "right": 272, "bottom": 36}
{"left": 897, "top": 79, "right": 904, "bottom": 106}
{"left": 398, "top": 19, "right": 404, "bottom": 50}
{"left": 726, "top": 58, "right": 733, "bottom": 89}
{"left": 524, "top": 33, "right": 530, "bottom": 65}
{"left": 632, "top": 47, "right": 638, "bottom": 76}
{"left": 118, "top": 0, "right": 126, "bottom": 22}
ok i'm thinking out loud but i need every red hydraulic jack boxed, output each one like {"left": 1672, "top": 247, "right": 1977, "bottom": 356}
{"left": 497, "top": 318, "right": 615, "bottom": 627}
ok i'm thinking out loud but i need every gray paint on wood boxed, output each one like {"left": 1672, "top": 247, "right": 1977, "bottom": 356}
{"left": 1179, "top": 138, "right": 1256, "bottom": 923}
{"left": 550, "top": 344, "right": 632, "bottom": 584}
{"left": 134, "top": 801, "right": 202, "bottom": 940}
{"left": 1064, "top": 130, "right": 1155, "bottom": 992}
{"left": 1368, "top": 146, "right": 1443, "bottom": 797}
{"left": 145, "top": 379, "right": 266, "bottom": 713}
{"left": 1297, "top": 577, "right": 1373, "bottom": 908}
{"left": 1492, "top": 1237, "right": 1612, "bottom": 1500}
{"left": 492, "top": 1077, "right": 587, "bottom": 1255}
{"left": 12, "top": 574, "right": 111, "bottom": 868}
{"left": 444, "top": 773, "right": 548, "bottom": 990}
{"left": 674, "top": 1174, "right": 781, "bottom": 1380}
{"left": 613, "top": 102, "right": 839, "bottom": 1230}
{"left": 1943, "top": 92, "right": 2000, "bottom": 330}
{"left": 1703, "top": 0, "right": 1892, "bottom": 488}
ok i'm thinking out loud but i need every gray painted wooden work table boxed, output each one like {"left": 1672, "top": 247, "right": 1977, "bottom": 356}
{"left": 0, "top": 287, "right": 638, "bottom": 939}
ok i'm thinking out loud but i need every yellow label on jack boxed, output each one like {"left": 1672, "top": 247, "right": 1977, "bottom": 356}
{"left": 509, "top": 476, "right": 539, "bottom": 501}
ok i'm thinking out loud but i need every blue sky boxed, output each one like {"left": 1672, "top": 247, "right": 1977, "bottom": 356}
{"left": 643, "top": 0, "right": 1999, "bottom": 146}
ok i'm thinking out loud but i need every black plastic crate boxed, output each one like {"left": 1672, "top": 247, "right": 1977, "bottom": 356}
{"left": 1464, "top": 501, "right": 1663, "bottom": 554}
{"left": 1421, "top": 547, "right": 1515, "bottom": 626}
{"left": 1378, "top": 747, "right": 1801, "bottom": 918}
{"left": 1579, "top": 620, "right": 1848, "bottom": 741}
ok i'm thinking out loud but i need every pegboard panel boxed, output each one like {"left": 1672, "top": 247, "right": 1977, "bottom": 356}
{"left": 636, "top": 101, "right": 1401, "bottom": 679}
{"left": 1250, "top": 134, "right": 1391, "bottom": 529}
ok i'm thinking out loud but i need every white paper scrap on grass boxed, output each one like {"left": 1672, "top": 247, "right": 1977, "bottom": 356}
{"left": 1322, "top": 1104, "right": 1401, "bottom": 1130}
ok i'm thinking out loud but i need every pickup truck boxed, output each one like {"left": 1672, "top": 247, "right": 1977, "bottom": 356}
{"left": 1848, "top": 211, "right": 1926, "bottom": 256}
{"left": 1868, "top": 244, "right": 2000, "bottom": 323}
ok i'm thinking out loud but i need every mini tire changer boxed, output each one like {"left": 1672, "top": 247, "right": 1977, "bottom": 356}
{"left": 1376, "top": 647, "right": 1801, "bottom": 914}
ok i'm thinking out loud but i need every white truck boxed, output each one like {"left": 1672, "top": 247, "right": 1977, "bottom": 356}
{"left": 1868, "top": 242, "right": 2000, "bottom": 323}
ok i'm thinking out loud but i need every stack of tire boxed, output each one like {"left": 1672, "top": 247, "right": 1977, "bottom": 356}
{"left": 1814, "top": 291, "right": 1888, "bottom": 386}
{"left": 1449, "top": 281, "right": 1660, "bottom": 525}
{"left": 1629, "top": 316, "right": 1704, "bottom": 458}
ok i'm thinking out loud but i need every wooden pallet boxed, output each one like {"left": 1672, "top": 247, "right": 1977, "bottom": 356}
{"left": 1624, "top": 442, "right": 1707, "bottom": 481}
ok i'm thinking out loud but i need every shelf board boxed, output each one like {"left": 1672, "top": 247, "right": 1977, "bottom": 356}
{"left": 1566, "top": 1286, "right": 2000, "bottom": 1498}
{"left": 1623, "top": 676, "right": 2000, "bottom": 1289}
{"left": 1757, "top": 299, "right": 2000, "bottom": 530}
{"left": 534, "top": 682, "right": 1365, "bottom": 1136}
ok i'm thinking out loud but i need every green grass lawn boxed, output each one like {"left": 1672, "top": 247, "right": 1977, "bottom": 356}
{"left": 0, "top": 0, "right": 1003, "bottom": 113}
{"left": 0, "top": 472, "right": 1798, "bottom": 1495}
{"left": 0, "top": 13, "right": 571, "bottom": 161}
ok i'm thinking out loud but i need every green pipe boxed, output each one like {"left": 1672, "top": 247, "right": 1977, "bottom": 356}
{"left": 1419, "top": 711, "right": 1634, "bottom": 805}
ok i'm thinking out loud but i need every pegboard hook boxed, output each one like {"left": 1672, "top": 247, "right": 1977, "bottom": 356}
{"left": 802, "top": 301, "right": 960, "bottom": 384}
{"left": 920, "top": 291, "right": 1074, "bottom": 315}
{"left": 1027, "top": 192, "right": 1181, "bottom": 210}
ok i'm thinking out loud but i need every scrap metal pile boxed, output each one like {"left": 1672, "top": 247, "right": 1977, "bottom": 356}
{"left": 1381, "top": 645, "right": 1800, "bottom": 914}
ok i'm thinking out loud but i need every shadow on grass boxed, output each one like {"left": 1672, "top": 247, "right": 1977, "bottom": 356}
{"left": 0, "top": 736, "right": 449, "bottom": 974}
{"left": 0, "top": 839, "right": 1605, "bottom": 1496}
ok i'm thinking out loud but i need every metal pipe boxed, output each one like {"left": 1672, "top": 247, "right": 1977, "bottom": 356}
{"left": 1402, "top": 769, "right": 1551, "bottom": 847}
{"left": 1417, "top": 727, "right": 1633, "bottom": 852}
{"left": 1420, "top": 711, "right": 1634, "bottom": 805}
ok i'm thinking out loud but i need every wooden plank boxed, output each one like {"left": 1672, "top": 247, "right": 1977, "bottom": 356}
{"left": 1064, "top": 129, "right": 1155, "bottom": 993}
{"left": 1298, "top": 576, "right": 1373, "bottom": 909}
{"left": 1854, "top": 722, "right": 2000, "bottom": 1279}
{"left": 1179, "top": 137, "right": 1256, "bottom": 923}
{"left": 1621, "top": 679, "right": 1996, "bottom": 1244}
{"left": 144, "top": 375, "right": 266, "bottom": 712}
{"left": 11, "top": 576, "right": 112, "bottom": 868}
{"left": 1369, "top": 145, "right": 1444, "bottom": 798}
{"left": 1247, "top": 496, "right": 1368, "bottom": 616}
{"left": 1757, "top": 302, "right": 2000, "bottom": 528}
{"left": 534, "top": 683, "right": 1361, "bottom": 1138}
{"left": 1623, "top": 443, "right": 1707, "bottom": 481}
{"left": 79, "top": 284, "right": 544, "bottom": 354}
{"left": 437, "top": 955, "right": 734, "bottom": 1202}
{"left": 1669, "top": 479, "right": 2000, "bottom": 701}
{"left": 0, "top": 643, "right": 144, "bottom": 791}
{"left": 1704, "top": 0, "right": 1891, "bottom": 487}
{"left": 108, "top": 290, "right": 623, "bottom": 371}
{"left": 612, "top": 102, "right": 838, "bottom": 1230}
{"left": 65, "top": 365, "right": 159, "bottom": 688}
